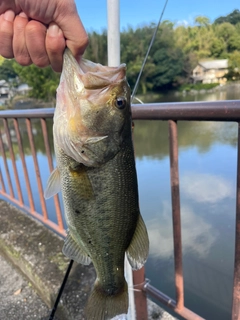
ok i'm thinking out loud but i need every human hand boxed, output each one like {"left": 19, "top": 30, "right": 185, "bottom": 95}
{"left": 0, "top": 0, "right": 88, "bottom": 72}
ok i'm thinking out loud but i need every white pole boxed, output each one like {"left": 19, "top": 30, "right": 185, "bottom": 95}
{"left": 107, "top": 0, "right": 120, "bottom": 66}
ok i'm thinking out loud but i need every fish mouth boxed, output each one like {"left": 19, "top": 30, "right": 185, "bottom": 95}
{"left": 63, "top": 49, "right": 126, "bottom": 90}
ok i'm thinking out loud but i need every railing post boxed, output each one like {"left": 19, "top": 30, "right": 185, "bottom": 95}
{"left": 40, "top": 118, "right": 64, "bottom": 231}
{"left": 13, "top": 118, "right": 35, "bottom": 211}
{"left": 232, "top": 122, "right": 240, "bottom": 320}
{"left": 25, "top": 118, "right": 48, "bottom": 220}
{"left": 3, "top": 119, "right": 23, "bottom": 205}
{"left": 168, "top": 120, "right": 184, "bottom": 310}
{"left": 133, "top": 267, "right": 148, "bottom": 319}
{"left": 0, "top": 122, "right": 14, "bottom": 197}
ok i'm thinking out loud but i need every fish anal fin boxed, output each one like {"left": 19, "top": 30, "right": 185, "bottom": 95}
{"left": 126, "top": 214, "right": 149, "bottom": 270}
{"left": 85, "top": 280, "right": 128, "bottom": 320}
{"left": 62, "top": 231, "right": 91, "bottom": 265}
{"left": 44, "top": 168, "right": 61, "bottom": 199}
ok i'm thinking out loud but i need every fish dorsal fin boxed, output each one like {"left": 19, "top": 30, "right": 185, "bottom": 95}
{"left": 63, "top": 231, "right": 91, "bottom": 265}
{"left": 126, "top": 214, "right": 149, "bottom": 270}
{"left": 44, "top": 168, "right": 61, "bottom": 199}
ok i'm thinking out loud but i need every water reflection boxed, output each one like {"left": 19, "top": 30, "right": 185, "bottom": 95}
{"left": 0, "top": 115, "right": 237, "bottom": 162}
{"left": 134, "top": 119, "right": 237, "bottom": 320}
{"left": 181, "top": 172, "right": 234, "bottom": 204}
{"left": 148, "top": 202, "right": 218, "bottom": 260}
{"left": 134, "top": 120, "right": 237, "bottom": 159}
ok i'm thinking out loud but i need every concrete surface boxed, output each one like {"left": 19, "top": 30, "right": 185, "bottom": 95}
{"left": 0, "top": 200, "right": 95, "bottom": 320}
{"left": 0, "top": 254, "right": 58, "bottom": 320}
{"left": 0, "top": 200, "right": 177, "bottom": 320}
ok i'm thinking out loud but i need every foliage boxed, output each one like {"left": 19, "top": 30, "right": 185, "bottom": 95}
{"left": 0, "top": 59, "right": 18, "bottom": 81}
{"left": 226, "top": 51, "right": 240, "bottom": 80}
{"left": 84, "top": 30, "right": 108, "bottom": 64}
{"left": 195, "top": 16, "right": 210, "bottom": 27}
{"left": 214, "top": 9, "right": 240, "bottom": 25}
{"left": 13, "top": 63, "right": 60, "bottom": 100}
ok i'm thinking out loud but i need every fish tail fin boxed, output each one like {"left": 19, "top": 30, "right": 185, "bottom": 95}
{"left": 85, "top": 280, "right": 128, "bottom": 320}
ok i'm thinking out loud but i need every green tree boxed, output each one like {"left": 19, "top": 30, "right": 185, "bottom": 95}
{"left": 13, "top": 63, "right": 59, "bottom": 100}
{"left": 228, "top": 34, "right": 240, "bottom": 51}
{"left": 195, "top": 16, "right": 210, "bottom": 27}
{"left": 214, "top": 9, "right": 240, "bottom": 25}
{"left": 0, "top": 59, "right": 18, "bottom": 81}
{"left": 227, "top": 51, "right": 240, "bottom": 80}
{"left": 175, "top": 18, "right": 215, "bottom": 59}
{"left": 210, "top": 38, "right": 226, "bottom": 57}
{"left": 215, "top": 22, "right": 236, "bottom": 42}
{"left": 84, "top": 30, "right": 108, "bottom": 65}
{"left": 151, "top": 47, "right": 185, "bottom": 89}
{"left": 181, "top": 52, "right": 198, "bottom": 83}
{"left": 120, "top": 23, "right": 157, "bottom": 92}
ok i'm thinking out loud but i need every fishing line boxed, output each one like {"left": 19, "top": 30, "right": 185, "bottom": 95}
{"left": 131, "top": 0, "right": 169, "bottom": 102}
{"left": 48, "top": 259, "right": 74, "bottom": 320}
{"left": 128, "top": 278, "right": 151, "bottom": 292}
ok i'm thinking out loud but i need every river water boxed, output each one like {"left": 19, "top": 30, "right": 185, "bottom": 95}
{"left": 1, "top": 85, "right": 240, "bottom": 319}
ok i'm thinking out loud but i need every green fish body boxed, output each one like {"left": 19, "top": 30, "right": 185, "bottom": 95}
{"left": 45, "top": 49, "right": 149, "bottom": 320}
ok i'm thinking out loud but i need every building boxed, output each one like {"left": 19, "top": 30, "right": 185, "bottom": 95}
{"left": 192, "top": 60, "right": 228, "bottom": 84}
{"left": 16, "top": 83, "right": 31, "bottom": 95}
{"left": 0, "top": 79, "right": 10, "bottom": 98}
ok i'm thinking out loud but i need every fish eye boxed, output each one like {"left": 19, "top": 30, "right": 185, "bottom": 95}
{"left": 115, "top": 97, "right": 126, "bottom": 109}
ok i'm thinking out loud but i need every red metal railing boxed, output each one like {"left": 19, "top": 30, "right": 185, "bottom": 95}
{"left": 0, "top": 112, "right": 65, "bottom": 236}
{"left": 1, "top": 100, "right": 240, "bottom": 320}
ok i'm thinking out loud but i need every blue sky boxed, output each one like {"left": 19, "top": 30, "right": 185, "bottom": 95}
{"left": 75, "top": 0, "right": 240, "bottom": 32}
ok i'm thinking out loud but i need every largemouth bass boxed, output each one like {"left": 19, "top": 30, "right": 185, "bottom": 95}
{"left": 45, "top": 49, "right": 149, "bottom": 320}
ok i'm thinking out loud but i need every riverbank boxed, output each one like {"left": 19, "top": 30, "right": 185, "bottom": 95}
{"left": 135, "top": 81, "right": 240, "bottom": 103}
{"left": 175, "top": 81, "right": 240, "bottom": 96}
{"left": 0, "top": 200, "right": 177, "bottom": 320}
{"left": 0, "top": 95, "right": 55, "bottom": 110}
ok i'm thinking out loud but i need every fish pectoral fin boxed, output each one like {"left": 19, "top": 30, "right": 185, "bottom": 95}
{"left": 62, "top": 231, "right": 91, "bottom": 265}
{"left": 126, "top": 214, "right": 149, "bottom": 270}
{"left": 84, "top": 135, "right": 108, "bottom": 145}
{"left": 44, "top": 168, "right": 61, "bottom": 199}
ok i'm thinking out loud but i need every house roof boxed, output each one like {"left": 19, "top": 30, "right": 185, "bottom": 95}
{"left": 0, "top": 80, "right": 7, "bottom": 87}
{"left": 199, "top": 60, "right": 228, "bottom": 70}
